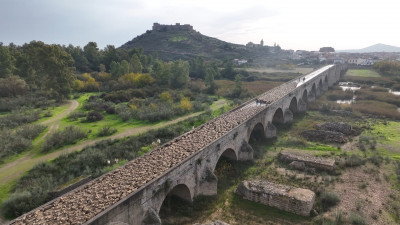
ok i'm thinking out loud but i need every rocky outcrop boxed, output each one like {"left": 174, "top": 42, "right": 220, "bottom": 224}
{"left": 193, "top": 221, "right": 230, "bottom": 225}
{"left": 235, "top": 180, "right": 315, "bottom": 216}
{"left": 279, "top": 152, "right": 336, "bottom": 171}
{"left": 301, "top": 130, "right": 347, "bottom": 143}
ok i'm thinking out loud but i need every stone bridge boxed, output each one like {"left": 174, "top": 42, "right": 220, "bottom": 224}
{"left": 10, "top": 64, "right": 346, "bottom": 225}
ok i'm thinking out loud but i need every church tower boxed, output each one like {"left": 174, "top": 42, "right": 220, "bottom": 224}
{"left": 260, "top": 39, "right": 264, "bottom": 46}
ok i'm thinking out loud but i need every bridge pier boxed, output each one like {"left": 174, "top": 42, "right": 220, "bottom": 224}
{"left": 265, "top": 122, "right": 277, "bottom": 138}
{"left": 283, "top": 109, "right": 293, "bottom": 123}
{"left": 197, "top": 167, "right": 218, "bottom": 196}
{"left": 297, "top": 99, "right": 307, "bottom": 113}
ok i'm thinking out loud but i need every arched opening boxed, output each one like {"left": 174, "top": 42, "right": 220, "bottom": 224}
{"left": 289, "top": 97, "right": 298, "bottom": 114}
{"left": 319, "top": 79, "right": 323, "bottom": 89}
{"left": 272, "top": 108, "right": 284, "bottom": 125}
{"left": 324, "top": 76, "right": 328, "bottom": 83}
{"left": 214, "top": 148, "right": 238, "bottom": 191}
{"left": 302, "top": 89, "right": 308, "bottom": 103}
{"left": 159, "top": 184, "right": 192, "bottom": 221}
{"left": 248, "top": 122, "right": 266, "bottom": 143}
{"left": 311, "top": 83, "right": 317, "bottom": 96}
{"left": 219, "top": 148, "right": 237, "bottom": 161}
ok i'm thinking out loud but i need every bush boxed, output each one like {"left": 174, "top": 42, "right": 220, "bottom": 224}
{"left": 0, "top": 131, "right": 31, "bottom": 162}
{"left": 349, "top": 213, "right": 366, "bottom": 225}
{"left": 345, "top": 154, "right": 365, "bottom": 167}
{"left": 105, "top": 106, "right": 116, "bottom": 114}
{"left": 16, "top": 124, "right": 46, "bottom": 139}
{"left": 67, "top": 111, "right": 87, "bottom": 121}
{"left": 97, "top": 126, "right": 117, "bottom": 137}
{"left": 41, "top": 126, "right": 87, "bottom": 152}
{"left": 0, "top": 110, "right": 41, "bottom": 129}
{"left": 116, "top": 105, "right": 133, "bottom": 121}
{"left": 86, "top": 111, "right": 104, "bottom": 122}
{"left": 2, "top": 191, "right": 34, "bottom": 218}
{"left": 320, "top": 191, "right": 340, "bottom": 211}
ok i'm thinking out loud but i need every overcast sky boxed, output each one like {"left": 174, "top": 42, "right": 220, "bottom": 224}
{"left": 1, "top": 0, "right": 399, "bottom": 51}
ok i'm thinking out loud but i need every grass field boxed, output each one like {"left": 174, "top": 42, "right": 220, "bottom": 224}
{"left": 345, "top": 69, "right": 381, "bottom": 77}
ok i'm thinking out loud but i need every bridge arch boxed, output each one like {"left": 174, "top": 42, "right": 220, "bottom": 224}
{"left": 311, "top": 83, "right": 317, "bottom": 95}
{"left": 302, "top": 89, "right": 308, "bottom": 103}
{"left": 247, "top": 122, "right": 266, "bottom": 143}
{"left": 158, "top": 183, "right": 192, "bottom": 216}
{"left": 289, "top": 97, "right": 298, "bottom": 114}
{"left": 272, "top": 108, "right": 284, "bottom": 125}
{"left": 213, "top": 148, "right": 237, "bottom": 172}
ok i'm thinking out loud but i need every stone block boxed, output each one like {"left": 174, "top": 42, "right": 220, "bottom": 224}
{"left": 235, "top": 180, "right": 315, "bottom": 216}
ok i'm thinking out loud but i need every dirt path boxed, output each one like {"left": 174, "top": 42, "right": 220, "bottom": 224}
{"left": 41, "top": 100, "right": 79, "bottom": 125}
{"left": 0, "top": 100, "right": 227, "bottom": 194}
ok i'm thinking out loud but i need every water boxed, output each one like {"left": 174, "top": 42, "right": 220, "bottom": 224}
{"left": 338, "top": 82, "right": 361, "bottom": 91}
{"left": 336, "top": 99, "right": 354, "bottom": 104}
{"left": 389, "top": 89, "right": 400, "bottom": 96}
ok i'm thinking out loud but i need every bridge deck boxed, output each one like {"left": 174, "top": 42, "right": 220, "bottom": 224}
{"left": 11, "top": 66, "right": 332, "bottom": 225}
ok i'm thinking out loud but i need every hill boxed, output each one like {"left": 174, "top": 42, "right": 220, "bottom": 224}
{"left": 120, "top": 23, "right": 277, "bottom": 62}
{"left": 338, "top": 43, "right": 400, "bottom": 53}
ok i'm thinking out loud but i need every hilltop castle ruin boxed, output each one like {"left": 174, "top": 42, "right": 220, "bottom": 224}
{"left": 152, "top": 23, "right": 194, "bottom": 32}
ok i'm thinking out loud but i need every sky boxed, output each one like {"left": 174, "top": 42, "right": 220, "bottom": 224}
{"left": 1, "top": 0, "right": 400, "bottom": 51}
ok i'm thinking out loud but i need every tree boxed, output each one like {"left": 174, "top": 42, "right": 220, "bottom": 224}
{"left": 152, "top": 60, "right": 171, "bottom": 85}
{"left": 22, "top": 41, "right": 75, "bottom": 101}
{"left": 169, "top": 60, "right": 189, "bottom": 88}
{"left": 83, "top": 42, "right": 101, "bottom": 71}
{"left": 64, "top": 44, "right": 89, "bottom": 72}
{"left": 0, "top": 44, "right": 15, "bottom": 78}
{"left": 232, "top": 74, "right": 243, "bottom": 98}
{"left": 130, "top": 54, "right": 142, "bottom": 73}
{"left": 102, "top": 45, "right": 120, "bottom": 71}
{"left": 110, "top": 61, "right": 121, "bottom": 77}
{"left": 221, "top": 61, "right": 235, "bottom": 80}
{"left": 120, "top": 60, "right": 130, "bottom": 75}
{"left": 205, "top": 71, "right": 217, "bottom": 94}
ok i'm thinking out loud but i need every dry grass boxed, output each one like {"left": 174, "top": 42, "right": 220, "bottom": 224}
{"left": 352, "top": 100, "right": 400, "bottom": 119}
{"left": 216, "top": 80, "right": 282, "bottom": 96}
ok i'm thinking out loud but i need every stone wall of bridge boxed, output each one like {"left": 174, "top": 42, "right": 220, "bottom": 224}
{"left": 8, "top": 65, "right": 345, "bottom": 225}
{"left": 85, "top": 65, "right": 343, "bottom": 225}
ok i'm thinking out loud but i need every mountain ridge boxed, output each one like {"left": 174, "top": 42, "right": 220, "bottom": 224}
{"left": 338, "top": 43, "right": 400, "bottom": 53}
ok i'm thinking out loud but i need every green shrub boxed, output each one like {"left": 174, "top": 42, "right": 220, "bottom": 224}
{"left": 0, "top": 110, "right": 41, "bottom": 129}
{"left": 67, "top": 111, "right": 87, "bottom": 121}
{"left": 41, "top": 126, "right": 87, "bottom": 152}
{"left": 86, "top": 111, "right": 104, "bottom": 122}
{"left": 345, "top": 154, "right": 365, "bottom": 167}
{"left": 2, "top": 191, "right": 34, "bottom": 218}
{"left": 97, "top": 126, "right": 117, "bottom": 137}
{"left": 320, "top": 191, "right": 340, "bottom": 211}
{"left": 349, "top": 213, "right": 366, "bottom": 225}
{"left": 16, "top": 124, "right": 46, "bottom": 139}
{"left": 116, "top": 105, "right": 132, "bottom": 121}
{"left": 368, "top": 155, "right": 383, "bottom": 166}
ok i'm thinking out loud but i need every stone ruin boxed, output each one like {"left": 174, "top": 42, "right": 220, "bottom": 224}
{"left": 301, "top": 122, "right": 360, "bottom": 143}
{"left": 235, "top": 180, "right": 315, "bottom": 216}
{"left": 279, "top": 152, "right": 336, "bottom": 171}
{"left": 193, "top": 221, "right": 230, "bottom": 225}
{"left": 152, "top": 23, "right": 194, "bottom": 32}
